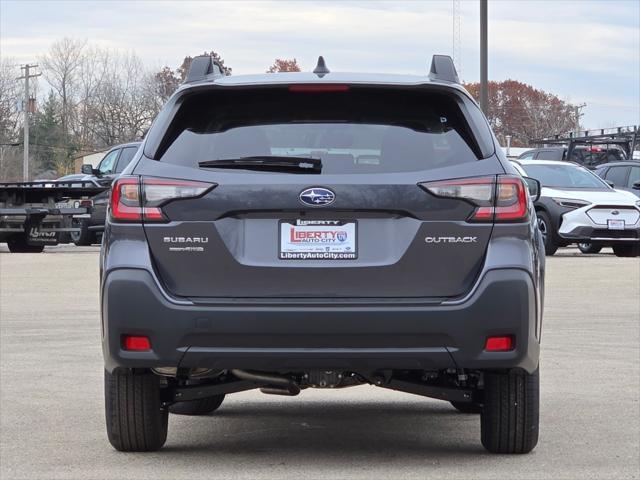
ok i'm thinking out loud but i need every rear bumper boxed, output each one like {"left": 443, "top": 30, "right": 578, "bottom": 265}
{"left": 102, "top": 268, "right": 540, "bottom": 374}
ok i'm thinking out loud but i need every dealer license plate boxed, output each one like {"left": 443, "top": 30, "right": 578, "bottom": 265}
{"left": 279, "top": 220, "right": 357, "bottom": 260}
{"left": 607, "top": 219, "right": 625, "bottom": 230}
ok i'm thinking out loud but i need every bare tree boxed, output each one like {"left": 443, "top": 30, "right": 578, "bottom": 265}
{"left": 266, "top": 58, "right": 301, "bottom": 73}
{"left": 88, "top": 51, "right": 157, "bottom": 146}
{"left": 74, "top": 45, "right": 108, "bottom": 148}
{"left": 0, "top": 58, "right": 21, "bottom": 144}
{"left": 0, "top": 58, "right": 22, "bottom": 180}
{"left": 0, "top": 58, "right": 23, "bottom": 180}
{"left": 40, "top": 38, "right": 87, "bottom": 140}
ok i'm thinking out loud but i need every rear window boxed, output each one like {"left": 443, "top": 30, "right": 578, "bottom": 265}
{"left": 571, "top": 147, "right": 626, "bottom": 167}
{"left": 156, "top": 87, "right": 489, "bottom": 174}
{"left": 115, "top": 146, "right": 138, "bottom": 173}
{"left": 534, "top": 150, "right": 563, "bottom": 160}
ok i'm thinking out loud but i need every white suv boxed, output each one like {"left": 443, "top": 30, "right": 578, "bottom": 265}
{"left": 512, "top": 159, "right": 640, "bottom": 256}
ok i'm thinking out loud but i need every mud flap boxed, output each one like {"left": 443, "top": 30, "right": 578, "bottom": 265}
{"left": 24, "top": 210, "right": 59, "bottom": 246}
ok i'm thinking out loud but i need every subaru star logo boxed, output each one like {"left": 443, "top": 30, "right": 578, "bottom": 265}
{"left": 299, "top": 187, "right": 335, "bottom": 207}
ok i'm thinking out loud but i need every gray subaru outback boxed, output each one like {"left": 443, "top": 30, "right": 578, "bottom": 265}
{"left": 101, "top": 55, "right": 544, "bottom": 454}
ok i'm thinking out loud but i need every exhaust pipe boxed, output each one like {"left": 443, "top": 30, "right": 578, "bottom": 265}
{"left": 259, "top": 386, "right": 300, "bottom": 396}
{"left": 230, "top": 369, "right": 300, "bottom": 396}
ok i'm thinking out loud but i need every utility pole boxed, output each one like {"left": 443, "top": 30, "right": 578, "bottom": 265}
{"left": 17, "top": 64, "right": 41, "bottom": 181}
{"left": 479, "top": 0, "right": 488, "bottom": 115}
{"left": 574, "top": 103, "right": 586, "bottom": 135}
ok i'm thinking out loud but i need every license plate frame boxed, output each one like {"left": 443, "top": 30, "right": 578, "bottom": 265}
{"left": 607, "top": 219, "right": 625, "bottom": 230}
{"left": 279, "top": 219, "right": 357, "bottom": 260}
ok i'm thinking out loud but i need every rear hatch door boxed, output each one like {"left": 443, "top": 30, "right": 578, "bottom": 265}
{"left": 137, "top": 84, "right": 501, "bottom": 299}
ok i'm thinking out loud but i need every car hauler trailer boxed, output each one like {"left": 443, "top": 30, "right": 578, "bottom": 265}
{"left": 0, "top": 180, "right": 108, "bottom": 252}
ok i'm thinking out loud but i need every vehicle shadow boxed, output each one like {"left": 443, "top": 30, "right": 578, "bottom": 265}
{"left": 553, "top": 251, "right": 613, "bottom": 258}
{"left": 160, "top": 399, "right": 490, "bottom": 463}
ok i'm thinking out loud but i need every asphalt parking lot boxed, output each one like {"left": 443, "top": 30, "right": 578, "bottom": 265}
{"left": 0, "top": 245, "right": 638, "bottom": 480}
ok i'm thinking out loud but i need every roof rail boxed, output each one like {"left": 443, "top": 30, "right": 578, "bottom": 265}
{"left": 428, "top": 55, "right": 459, "bottom": 84}
{"left": 184, "top": 55, "right": 224, "bottom": 83}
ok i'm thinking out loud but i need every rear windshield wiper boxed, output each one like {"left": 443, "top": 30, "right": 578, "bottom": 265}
{"left": 198, "top": 156, "right": 322, "bottom": 174}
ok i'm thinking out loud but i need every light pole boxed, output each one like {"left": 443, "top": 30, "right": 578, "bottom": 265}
{"left": 480, "top": 0, "right": 488, "bottom": 115}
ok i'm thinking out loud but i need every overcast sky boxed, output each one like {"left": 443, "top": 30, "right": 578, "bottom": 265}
{"left": 1, "top": 0, "right": 638, "bottom": 129}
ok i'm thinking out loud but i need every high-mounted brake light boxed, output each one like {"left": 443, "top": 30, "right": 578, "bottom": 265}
{"left": 288, "top": 84, "right": 350, "bottom": 93}
{"left": 419, "top": 175, "right": 529, "bottom": 223}
{"left": 110, "top": 176, "right": 216, "bottom": 223}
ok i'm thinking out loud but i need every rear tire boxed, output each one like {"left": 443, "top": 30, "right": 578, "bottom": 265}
{"left": 104, "top": 369, "right": 168, "bottom": 452}
{"left": 6, "top": 234, "right": 44, "bottom": 253}
{"left": 481, "top": 368, "right": 539, "bottom": 454}
{"left": 450, "top": 401, "right": 483, "bottom": 414}
{"left": 170, "top": 394, "right": 225, "bottom": 416}
{"left": 536, "top": 212, "right": 558, "bottom": 256}
{"left": 612, "top": 243, "right": 640, "bottom": 257}
{"left": 70, "top": 219, "right": 94, "bottom": 246}
{"left": 577, "top": 242, "right": 602, "bottom": 254}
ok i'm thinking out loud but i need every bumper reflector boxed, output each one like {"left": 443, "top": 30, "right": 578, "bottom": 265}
{"left": 485, "top": 335, "right": 514, "bottom": 352}
{"left": 122, "top": 335, "right": 151, "bottom": 351}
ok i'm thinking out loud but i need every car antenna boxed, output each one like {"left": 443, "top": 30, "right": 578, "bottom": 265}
{"left": 313, "top": 56, "right": 330, "bottom": 77}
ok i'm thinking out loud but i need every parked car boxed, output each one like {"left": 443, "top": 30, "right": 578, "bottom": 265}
{"left": 594, "top": 161, "right": 640, "bottom": 198}
{"left": 66, "top": 142, "right": 141, "bottom": 245}
{"left": 101, "top": 54, "right": 545, "bottom": 454}
{"left": 518, "top": 146, "right": 626, "bottom": 168}
{"left": 56, "top": 173, "right": 90, "bottom": 182}
{"left": 512, "top": 159, "right": 640, "bottom": 256}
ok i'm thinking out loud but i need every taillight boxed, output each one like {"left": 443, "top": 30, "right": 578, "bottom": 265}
{"left": 110, "top": 176, "right": 215, "bottom": 223}
{"left": 419, "top": 175, "right": 529, "bottom": 223}
{"left": 494, "top": 176, "right": 528, "bottom": 222}
{"left": 111, "top": 177, "right": 143, "bottom": 221}
{"left": 73, "top": 199, "right": 93, "bottom": 209}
